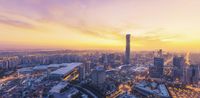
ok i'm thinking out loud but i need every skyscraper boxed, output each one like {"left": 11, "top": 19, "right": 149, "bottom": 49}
{"left": 173, "top": 56, "right": 185, "bottom": 69}
{"left": 125, "top": 34, "right": 131, "bottom": 64}
{"left": 149, "top": 57, "right": 164, "bottom": 78}
{"left": 186, "top": 65, "right": 199, "bottom": 84}
{"left": 172, "top": 56, "right": 186, "bottom": 82}
{"left": 78, "top": 64, "right": 86, "bottom": 81}
{"left": 91, "top": 66, "right": 106, "bottom": 87}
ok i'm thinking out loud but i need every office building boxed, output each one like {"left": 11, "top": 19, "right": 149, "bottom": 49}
{"left": 149, "top": 57, "right": 164, "bottom": 78}
{"left": 172, "top": 56, "right": 186, "bottom": 82}
{"left": 186, "top": 65, "right": 199, "bottom": 84}
{"left": 78, "top": 64, "right": 86, "bottom": 81}
{"left": 125, "top": 34, "right": 131, "bottom": 64}
{"left": 91, "top": 66, "right": 106, "bottom": 87}
{"left": 173, "top": 56, "right": 185, "bottom": 69}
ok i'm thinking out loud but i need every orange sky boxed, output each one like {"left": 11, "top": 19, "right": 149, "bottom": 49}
{"left": 0, "top": 0, "right": 200, "bottom": 52}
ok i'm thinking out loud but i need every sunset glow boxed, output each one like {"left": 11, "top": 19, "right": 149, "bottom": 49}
{"left": 0, "top": 0, "right": 200, "bottom": 52}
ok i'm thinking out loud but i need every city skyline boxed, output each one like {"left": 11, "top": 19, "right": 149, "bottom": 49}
{"left": 0, "top": 0, "right": 200, "bottom": 52}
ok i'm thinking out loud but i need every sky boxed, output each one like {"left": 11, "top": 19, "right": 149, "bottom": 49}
{"left": 0, "top": 0, "right": 200, "bottom": 52}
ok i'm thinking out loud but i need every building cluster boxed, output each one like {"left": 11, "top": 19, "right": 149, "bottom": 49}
{"left": 172, "top": 56, "right": 199, "bottom": 84}
{"left": 1, "top": 34, "right": 200, "bottom": 98}
{"left": 168, "top": 86, "right": 200, "bottom": 98}
{"left": 0, "top": 62, "right": 96, "bottom": 98}
{"left": 149, "top": 57, "right": 164, "bottom": 78}
{"left": 0, "top": 56, "right": 20, "bottom": 69}
{"left": 149, "top": 53, "right": 200, "bottom": 85}
{"left": 0, "top": 54, "right": 82, "bottom": 69}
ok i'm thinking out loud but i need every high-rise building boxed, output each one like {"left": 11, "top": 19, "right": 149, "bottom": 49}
{"left": 173, "top": 56, "right": 185, "bottom": 69}
{"left": 91, "top": 66, "right": 106, "bottom": 87}
{"left": 85, "top": 61, "right": 91, "bottom": 76}
{"left": 186, "top": 65, "right": 199, "bottom": 84}
{"left": 125, "top": 34, "right": 131, "bottom": 64}
{"left": 154, "top": 57, "right": 164, "bottom": 77}
{"left": 172, "top": 56, "right": 186, "bottom": 82}
{"left": 78, "top": 64, "right": 86, "bottom": 81}
{"left": 149, "top": 57, "right": 164, "bottom": 78}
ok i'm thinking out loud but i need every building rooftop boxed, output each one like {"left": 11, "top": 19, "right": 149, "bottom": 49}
{"left": 158, "top": 84, "right": 170, "bottom": 97}
{"left": 33, "top": 63, "right": 82, "bottom": 71}
{"left": 95, "top": 66, "right": 105, "bottom": 71}
{"left": 47, "top": 63, "right": 69, "bottom": 68}
{"left": 131, "top": 67, "right": 148, "bottom": 72}
{"left": 49, "top": 82, "right": 69, "bottom": 93}
{"left": 118, "top": 65, "right": 132, "bottom": 70}
{"left": 118, "top": 93, "right": 137, "bottom": 98}
{"left": 33, "top": 65, "right": 48, "bottom": 70}
{"left": 17, "top": 67, "right": 33, "bottom": 73}
{"left": 50, "top": 63, "right": 82, "bottom": 75}
{"left": 134, "top": 81, "right": 170, "bottom": 98}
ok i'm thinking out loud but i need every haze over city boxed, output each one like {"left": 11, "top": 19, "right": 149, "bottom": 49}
{"left": 0, "top": 0, "right": 200, "bottom": 52}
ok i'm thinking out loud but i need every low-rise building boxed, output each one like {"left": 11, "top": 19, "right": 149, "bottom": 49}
{"left": 49, "top": 63, "right": 83, "bottom": 81}
{"left": 134, "top": 81, "right": 171, "bottom": 98}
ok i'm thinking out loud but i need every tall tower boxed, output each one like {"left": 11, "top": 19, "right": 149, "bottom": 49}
{"left": 125, "top": 34, "right": 131, "bottom": 64}
{"left": 172, "top": 56, "right": 187, "bottom": 83}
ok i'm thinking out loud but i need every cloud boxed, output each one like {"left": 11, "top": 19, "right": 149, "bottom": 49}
{"left": 0, "top": 15, "right": 35, "bottom": 28}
